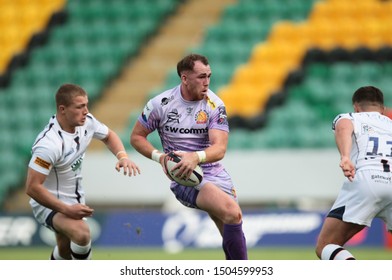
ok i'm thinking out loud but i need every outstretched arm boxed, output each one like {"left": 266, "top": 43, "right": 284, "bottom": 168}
{"left": 102, "top": 129, "right": 140, "bottom": 176}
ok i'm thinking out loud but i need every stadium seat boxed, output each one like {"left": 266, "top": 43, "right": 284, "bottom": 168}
{"left": 0, "top": 0, "right": 181, "bottom": 207}
{"left": 227, "top": 129, "right": 256, "bottom": 150}
{"left": 327, "top": 62, "right": 355, "bottom": 82}
{"left": 0, "top": 0, "right": 66, "bottom": 74}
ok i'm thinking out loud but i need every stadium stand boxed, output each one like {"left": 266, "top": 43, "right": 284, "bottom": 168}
{"left": 1, "top": 0, "right": 392, "bottom": 210}
{"left": 121, "top": 0, "right": 391, "bottom": 149}
{"left": 0, "top": 0, "right": 183, "bottom": 207}
{"left": 227, "top": 59, "right": 392, "bottom": 150}
{"left": 0, "top": 0, "right": 66, "bottom": 77}
{"left": 90, "top": 0, "right": 235, "bottom": 141}
{"left": 121, "top": 0, "right": 317, "bottom": 146}
{"left": 125, "top": 0, "right": 392, "bottom": 148}
{"left": 0, "top": 0, "right": 67, "bottom": 208}
{"left": 219, "top": 0, "right": 392, "bottom": 121}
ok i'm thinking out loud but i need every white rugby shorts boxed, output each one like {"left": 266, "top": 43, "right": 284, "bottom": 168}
{"left": 29, "top": 195, "right": 86, "bottom": 231}
{"left": 329, "top": 169, "right": 392, "bottom": 230}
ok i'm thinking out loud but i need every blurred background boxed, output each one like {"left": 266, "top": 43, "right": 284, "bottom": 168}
{"left": 1, "top": 0, "right": 392, "bottom": 255}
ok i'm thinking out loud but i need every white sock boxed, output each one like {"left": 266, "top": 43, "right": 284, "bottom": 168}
{"left": 51, "top": 246, "right": 66, "bottom": 260}
{"left": 70, "top": 240, "right": 92, "bottom": 260}
{"left": 321, "top": 244, "right": 355, "bottom": 260}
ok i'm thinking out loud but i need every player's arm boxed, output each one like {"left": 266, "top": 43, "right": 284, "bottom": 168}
{"left": 131, "top": 121, "right": 165, "bottom": 164}
{"left": 174, "top": 128, "right": 228, "bottom": 178}
{"left": 198, "top": 128, "right": 228, "bottom": 163}
{"left": 334, "top": 118, "right": 355, "bottom": 181}
{"left": 101, "top": 129, "right": 140, "bottom": 176}
{"left": 25, "top": 168, "right": 94, "bottom": 219}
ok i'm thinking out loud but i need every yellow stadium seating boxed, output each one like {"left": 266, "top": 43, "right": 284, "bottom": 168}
{"left": 0, "top": 0, "right": 65, "bottom": 74}
{"left": 219, "top": 0, "right": 392, "bottom": 118}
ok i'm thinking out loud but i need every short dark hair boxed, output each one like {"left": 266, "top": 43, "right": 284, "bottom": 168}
{"left": 56, "top": 83, "right": 87, "bottom": 108}
{"left": 176, "top": 53, "right": 209, "bottom": 77}
{"left": 352, "top": 86, "right": 384, "bottom": 106}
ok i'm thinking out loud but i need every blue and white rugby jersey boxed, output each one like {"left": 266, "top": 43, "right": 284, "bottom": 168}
{"left": 28, "top": 113, "right": 109, "bottom": 202}
{"left": 333, "top": 112, "right": 392, "bottom": 172}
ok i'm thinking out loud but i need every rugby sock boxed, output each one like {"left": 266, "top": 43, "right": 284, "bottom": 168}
{"left": 222, "top": 242, "right": 232, "bottom": 260}
{"left": 71, "top": 240, "right": 92, "bottom": 260}
{"left": 321, "top": 244, "right": 356, "bottom": 260}
{"left": 50, "top": 246, "right": 66, "bottom": 260}
{"left": 223, "top": 222, "right": 248, "bottom": 260}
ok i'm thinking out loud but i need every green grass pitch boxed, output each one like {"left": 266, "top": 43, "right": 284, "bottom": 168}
{"left": 0, "top": 246, "right": 390, "bottom": 260}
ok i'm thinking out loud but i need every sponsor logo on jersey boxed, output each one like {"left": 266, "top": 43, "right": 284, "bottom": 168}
{"left": 34, "top": 157, "right": 51, "bottom": 170}
{"left": 164, "top": 126, "right": 208, "bottom": 134}
{"left": 164, "top": 109, "right": 181, "bottom": 124}
{"left": 361, "top": 124, "right": 375, "bottom": 134}
{"left": 71, "top": 157, "right": 83, "bottom": 172}
{"left": 186, "top": 107, "right": 193, "bottom": 115}
{"left": 217, "top": 106, "right": 228, "bottom": 125}
{"left": 161, "top": 96, "right": 174, "bottom": 106}
{"left": 142, "top": 100, "right": 153, "bottom": 122}
{"left": 195, "top": 110, "right": 208, "bottom": 124}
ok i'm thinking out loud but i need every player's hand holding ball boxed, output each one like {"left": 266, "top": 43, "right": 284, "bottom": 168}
{"left": 164, "top": 151, "right": 203, "bottom": 187}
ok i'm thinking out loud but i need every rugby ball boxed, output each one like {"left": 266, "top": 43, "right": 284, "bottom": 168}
{"left": 164, "top": 152, "right": 203, "bottom": 187}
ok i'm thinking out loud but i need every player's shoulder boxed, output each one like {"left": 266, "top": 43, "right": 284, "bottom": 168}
{"left": 140, "top": 86, "right": 179, "bottom": 122}
{"left": 32, "top": 122, "right": 62, "bottom": 152}
{"left": 332, "top": 113, "right": 353, "bottom": 129}
{"left": 333, "top": 112, "right": 392, "bottom": 129}
{"left": 204, "top": 90, "right": 224, "bottom": 110}
{"left": 84, "top": 112, "right": 102, "bottom": 127}
{"left": 334, "top": 112, "right": 354, "bottom": 121}
{"left": 352, "top": 112, "right": 390, "bottom": 123}
{"left": 150, "top": 86, "right": 179, "bottom": 106}
{"left": 34, "top": 115, "right": 58, "bottom": 136}
{"left": 147, "top": 86, "right": 179, "bottom": 113}
{"left": 206, "top": 89, "right": 222, "bottom": 102}
{"left": 332, "top": 112, "right": 374, "bottom": 125}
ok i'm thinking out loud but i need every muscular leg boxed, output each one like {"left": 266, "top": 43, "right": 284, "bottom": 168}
{"left": 197, "top": 183, "right": 247, "bottom": 260}
{"left": 209, "top": 213, "right": 232, "bottom": 259}
{"left": 208, "top": 213, "right": 224, "bottom": 236}
{"left": 316, "top": 217, "right": 365, "bottom": 260}
{"left": 197, "top": 183, "right": 242, "bottom": 224}
{"left": 51, "top": 233, "right": 71, "bottom": 260}
{"left": 53, "top": 213, "right": 92, "bottom": 260}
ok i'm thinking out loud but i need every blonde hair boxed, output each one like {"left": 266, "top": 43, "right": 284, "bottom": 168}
{"left": 55, "top": 83, "right": 87, "bottom": 108}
